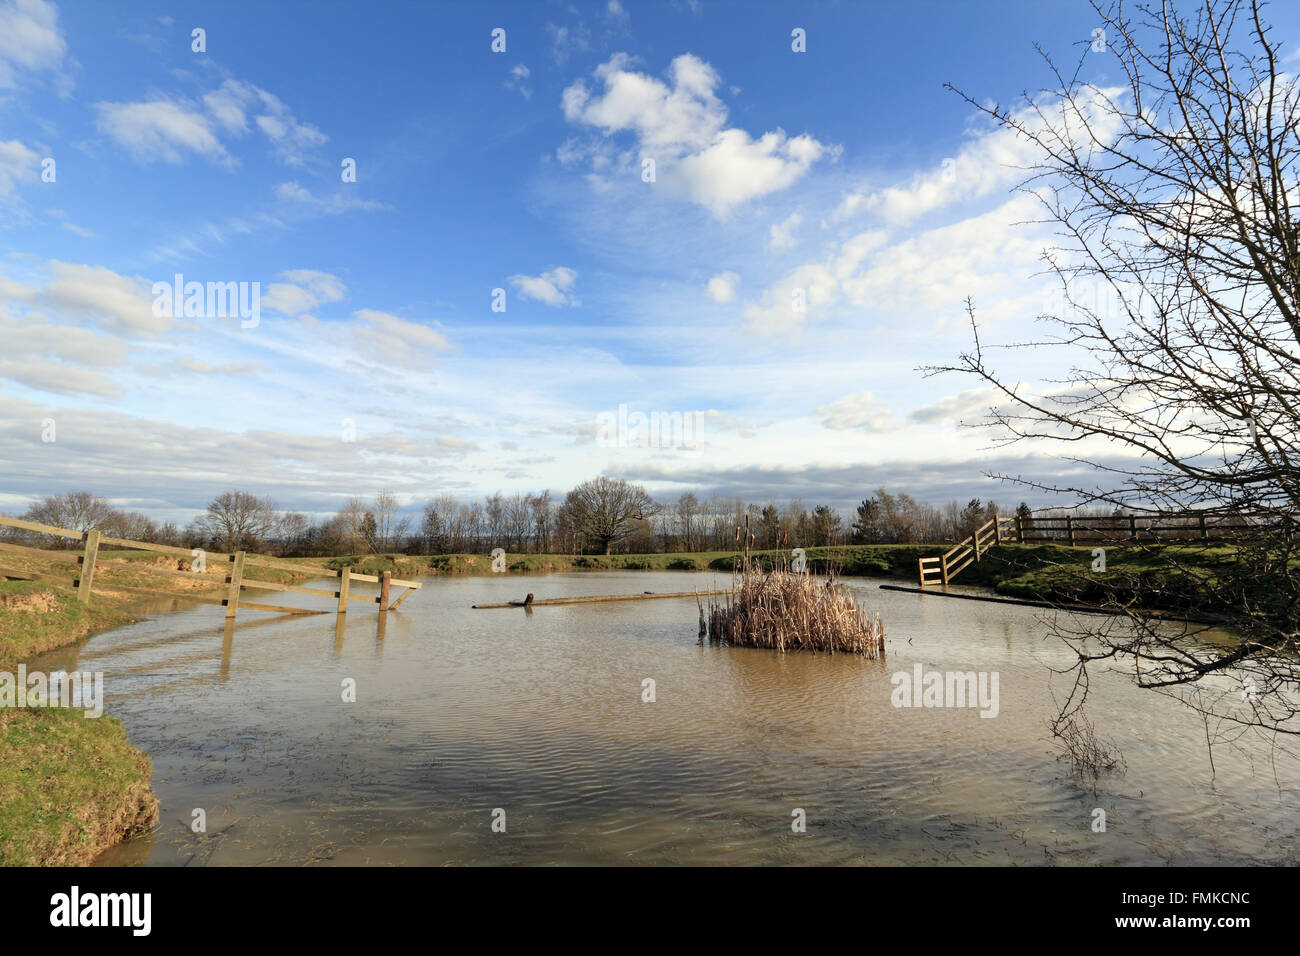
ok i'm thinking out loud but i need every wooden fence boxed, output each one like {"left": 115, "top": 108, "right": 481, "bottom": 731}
{"left": 918, "top": 511, "right": 1288, "bottom": 588}
{"left": 0, "top": 514, "right": 420, "bottom": 621}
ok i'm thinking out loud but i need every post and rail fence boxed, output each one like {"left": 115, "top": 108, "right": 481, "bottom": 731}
{"left": 917, "top": 510, "right": 1291, "bottom": 588}
{"left": 0, "top": 514, "right": 420, "bottom": 621}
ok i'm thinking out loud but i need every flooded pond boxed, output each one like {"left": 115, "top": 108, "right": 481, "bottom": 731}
{"left": 41, "top": 571, "right": 1299, "bottom": 865}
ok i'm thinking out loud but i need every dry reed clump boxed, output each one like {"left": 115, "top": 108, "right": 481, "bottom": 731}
{"left": 701, "top": 532, "right": 885, "bottom": 656}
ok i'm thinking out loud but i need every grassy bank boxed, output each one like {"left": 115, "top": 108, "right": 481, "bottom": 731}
{"left": 0, "top": 552, "right": 313, "bottom": 866}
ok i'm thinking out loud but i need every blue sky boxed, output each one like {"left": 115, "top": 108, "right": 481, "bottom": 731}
{"left": 3, "top": 0, "right": 1296, "bottom": 523}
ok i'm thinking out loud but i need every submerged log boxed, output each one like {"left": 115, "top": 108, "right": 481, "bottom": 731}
{"left": 473, "top": 589, "right": 728, "bottom": 609}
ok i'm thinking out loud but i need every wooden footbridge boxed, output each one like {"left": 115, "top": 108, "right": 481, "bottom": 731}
{"left": 0, "top": 514, "right": 419, "bottom": 621}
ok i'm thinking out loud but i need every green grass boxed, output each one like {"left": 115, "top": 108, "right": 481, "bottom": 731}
{"left": 0, "top": 581, "right": 133, "bottom": 672}
{"left": 0, "top": 706, "right": 157, "bottom": 866}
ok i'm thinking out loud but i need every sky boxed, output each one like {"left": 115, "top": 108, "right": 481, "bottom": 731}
{"left": 3, "top": 0, "right": 1296, "bottom": 524}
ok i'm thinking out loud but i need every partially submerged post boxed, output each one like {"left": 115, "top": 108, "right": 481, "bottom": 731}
{"left": 223, "top": 550, "right": 246, "bottom": 619}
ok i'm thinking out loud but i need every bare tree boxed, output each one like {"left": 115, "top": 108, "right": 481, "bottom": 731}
{"left": 22, "top": 491, "right": 117, "bottom": 547}
{"left": 194, "top": 490, "right": 276, "bottom": 553}
{"left": 564, "top": 477, "right": 661, "bottom": 554}
{"left": 372, "top": 490, "right": 410, "bottom": 553}
{"left": 933, "top": 0, "right": 1299, "bottom": 736}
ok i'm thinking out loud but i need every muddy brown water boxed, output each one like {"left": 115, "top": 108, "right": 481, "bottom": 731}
{"left": 33, "top": 571, "right": 1298, "bottom": 865}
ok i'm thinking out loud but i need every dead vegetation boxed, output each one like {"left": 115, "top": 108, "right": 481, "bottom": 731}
{"left": 700, "top": 519, "right": 885, "bottom": 656}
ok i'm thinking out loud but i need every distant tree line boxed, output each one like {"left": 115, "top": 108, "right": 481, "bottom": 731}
{"left": 1, "top": 482, "right": 1062, "bottom": 557}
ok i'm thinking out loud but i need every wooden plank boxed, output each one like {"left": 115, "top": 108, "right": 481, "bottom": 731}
{"left": 0, "top": 541, "right": 80, "bottom": 562}
{"left": 96, "top": 536, "right": 196, "bottom": 558}
{"left": 0, "top": 514, "right": 84, "bottom": 540}
{"left": 338, "top": 570, "right": 421, "bottom": 588}
{"left": 389, "top": 586, "right": 416, "bottom": 610}
{"left": 472, "top": 589, "right": 729, "bottom": 609}
{"left": 237, "top": 577, "right": 338, "bottom": 598}
{"left": 379, "top": 571, "right": 391, "bottom": 612}
{"left": 948, "top": 554, "right": 975, "bottom": 577}
{"left": 94, "top": 535, "right": 336, "bottom": 576}
{"left": 237, "top": 602, "right": 328, "bottom": 616}
{"left": 224, "top": 550, "right": 246, "bottom": 619}
{"left": 75, "top": 530, "right": 100, "bottom": 604}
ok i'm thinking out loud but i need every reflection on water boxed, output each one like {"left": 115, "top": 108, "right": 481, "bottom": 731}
{"left": 42, "top": 571, "right": 1297, "bottom": 866}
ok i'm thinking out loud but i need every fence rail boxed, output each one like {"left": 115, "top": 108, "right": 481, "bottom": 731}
{"left": 0, "top": 514, "right": 419, "bottom": 622}
{"left": 918, "top": 511, "right": 1289, "bottom": 588}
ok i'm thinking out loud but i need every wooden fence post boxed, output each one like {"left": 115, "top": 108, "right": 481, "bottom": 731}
{"left": 75, "top": 529, "right": 100, "bottom": 604}
{"left": 224, "top": 551, "right": 246, "bottom": 619}
{"left": 1016, "top": 516, "right": 1024, "bottom": 543}
{"left": 917, "top": 558, "right": 925, "bottom": 588}
{"left": 993, "top": 519, "right": 1002, "bottom": 545}
{"left": 1129, "top": 515, "right": 1137, "bottom": 541}
{"left": 972, "top": 532, "right": 980, "bottom": 563}
{"left": 1067, "top": 516, "right": 1076, "bottom": 547}
{"left": 379, "top": 571, "right": 391, "bottom": 612}
{"left": 1199, "top": 514, "right": 1208, "bottom": 540}
{"left": 336, "top": 567, "right": 351, "bottom": 614}
{"left": 940, "top": 554, "right": 950, "bottom": 587}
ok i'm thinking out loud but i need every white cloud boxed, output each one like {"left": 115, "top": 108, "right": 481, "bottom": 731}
{"left": 909, "top": 387, "right": 1002, "bottom": 425}
{"left": 263, "top": 270, "right": 347, "bottom": 316}
{"left": 815, "top": 390, "right": 896, "bottom": 432}
{"left": 741, "top": 263, "right": 836, "bottom": 333}
{"left": 833, "top": 88, "right": 1124, "bottom": 225}
{"left": 0, "top": 138, "right": 39, "bottom": 196}
{"left": 769, "top": 211, "right": 803, "bottom": 250}
{"left": 562, "top": 53, "right": 834, "bottom": 216}
{"left": 94, "top": 99, "right": 230, "bottom": 165}
{"left": 0, "top": 0, "right": 70, "bottom": 92}
{"left": 97, "top": 78, "right": 326, "bottom": 167}
{"left": 274, "top": 180, "right": 388, "bottom": 213}
{"left": 706, "top": 271, "right": 739, "bottom": 303}
{"left": 44, "top": 261, "right": 171, "bottom": 336}
{"left": 352, "top": 309, "right": 452, "bottom": 367}
{"left": 509, "top": 266, "right": 579, "bottom": 307}
{"left": 547, "top": 22, "right": 592, "bottom": 66}
{"left": 506, "top": 63, "right": 532, "bottom": 100}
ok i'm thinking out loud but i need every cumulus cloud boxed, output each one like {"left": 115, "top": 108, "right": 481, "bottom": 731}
{"left": 769, "top": 211, "right": 803, "bottom": 250}
{"left": 706, "top": 271, "right": 739, "bottom": 303}
{"left": 509, "top": 266, "right": 579, "bottom": 307}
{"left": 262, "top": 270, "right": 347, "bottom": 317}
{"left": 561, "top": 53, "right": 834, "bottom": 216}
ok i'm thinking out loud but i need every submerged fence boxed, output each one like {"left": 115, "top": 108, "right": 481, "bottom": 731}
{"left": 0, "top": 514, "right": 420, "bottom": 621}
